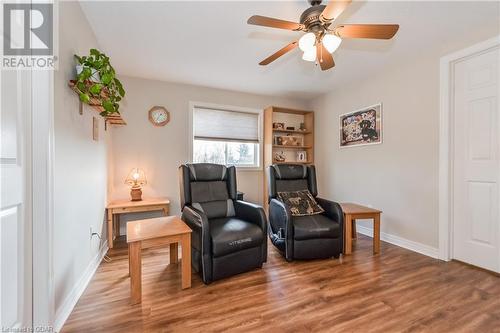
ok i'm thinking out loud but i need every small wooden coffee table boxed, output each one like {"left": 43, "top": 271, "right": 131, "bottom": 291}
{"left": 127, "top": 216, "right": 192, "bottom": 304}
{"left": 340, "top": 203, "right": 382, "bottom": 255}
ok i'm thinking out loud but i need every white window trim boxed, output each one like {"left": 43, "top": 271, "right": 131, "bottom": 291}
{"left": 188, "top": 101, "right": 263, "bottom": 171}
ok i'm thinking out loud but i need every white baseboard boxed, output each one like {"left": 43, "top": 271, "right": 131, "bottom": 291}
{"left": 356, "top": 225, "right": 439, "bottom": 259}
{"left": 54, "top": 242, "right": 109, "bottom": 332}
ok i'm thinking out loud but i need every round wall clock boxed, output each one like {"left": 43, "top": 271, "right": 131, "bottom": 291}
{"left": 148, "top": 106, "right": 170, "bottom": 127}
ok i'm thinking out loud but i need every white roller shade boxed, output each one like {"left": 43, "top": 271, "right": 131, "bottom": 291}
{"left": 194, "top": 107, "right": 259, "bottom": 143}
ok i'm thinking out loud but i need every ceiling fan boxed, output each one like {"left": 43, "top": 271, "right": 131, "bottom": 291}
{"left": 247, "top": 0, "right": 399, "bottom": 71}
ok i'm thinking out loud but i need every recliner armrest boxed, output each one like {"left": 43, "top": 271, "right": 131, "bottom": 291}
{"left": 234, "top": 200, "right": 267, "bottom": 233}
{"left": 181, "top": 205, "right": 211, "bottom": 252}
{"left": 181, "top": 205, "right": 208, "bottom": 230}
{"left": 269, "top": 198, "right": 294, "bottom": 260}
{"left": 316, "top": 197, "right": 344, "bottom": 226}
{"left": 181, "top": 205, "right": 212, "bottom": 283}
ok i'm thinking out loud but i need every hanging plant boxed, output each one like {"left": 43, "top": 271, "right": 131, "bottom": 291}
{"left": 74, "top": 48, "right": 125, "bottom": 117}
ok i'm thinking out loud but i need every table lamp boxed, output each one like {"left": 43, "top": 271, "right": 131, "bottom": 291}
{"left": 125, "top": 168, "right": 147, "bottom": 201}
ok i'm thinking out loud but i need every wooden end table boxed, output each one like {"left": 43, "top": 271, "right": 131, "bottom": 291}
{"left": 127, "top": 216, "right": 192, "bottom": 304}
{"left": 106, "top": 197, "right": 170, "bottom": 248}
{"left": 340, "top": 203, "right": 382, "bottom": 255}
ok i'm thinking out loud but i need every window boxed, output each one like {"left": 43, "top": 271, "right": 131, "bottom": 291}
{"left": 191, "top": 105, "right": 261, "bottom": 168}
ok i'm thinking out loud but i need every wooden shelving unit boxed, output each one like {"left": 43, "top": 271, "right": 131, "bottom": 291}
{"left": 68, "top": 80, "right": 126, "bottom": 129}
{"left": 263, "top": 106, "right": 314, "bottom": 210}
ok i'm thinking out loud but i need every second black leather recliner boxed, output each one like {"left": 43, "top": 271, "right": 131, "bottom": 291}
{"left": 267, "top": 164, "right": 344, "bottom": 261}
{"left": 179, "top": 163, "right": 267, "bottom": 283}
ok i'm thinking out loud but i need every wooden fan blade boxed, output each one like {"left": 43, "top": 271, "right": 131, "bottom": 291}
{"left": 316, "top": 42, "right": 335, "bottom": 71}
{"left": 247, "top": 15, "right": 304, "bottom": 31}
{"left": 259, "top": 41, "right": 298, "bottom": 65}
{"left": 320, "top": 0, "right": 352, "bottom": 23}
{"left": 335, "top": 24, "right": 399, "bottom": 39}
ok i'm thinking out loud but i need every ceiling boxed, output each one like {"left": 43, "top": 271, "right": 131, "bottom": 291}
{"left": 80, "top": 1, "right": 499, "bottom": 99}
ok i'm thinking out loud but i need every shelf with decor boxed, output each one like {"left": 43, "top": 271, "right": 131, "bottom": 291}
{"left": 263, "top": 106, "right": 314, "bottom": 211}
{"left": 68, "top": 80, "right": 126, "bottom": 129}
{"left": 272, "top": 129, "right": 312, "bottom": 135}
{"left": 272, "top": 145, "right": 312, "bottom": 149}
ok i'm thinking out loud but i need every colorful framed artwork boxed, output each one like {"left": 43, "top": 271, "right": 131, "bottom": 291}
{"left": 339, "top": 103, "right": 382, "bottom": 148}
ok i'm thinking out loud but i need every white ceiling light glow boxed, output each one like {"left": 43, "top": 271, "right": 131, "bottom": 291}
{"left": 302, "top": 47, "right": 316, "bottom": 62}
{"left": 322, "top": 34, "right": 342, "bottom": 53}
{"left": 298, "top": 32, "right": 316, "bottom": 52}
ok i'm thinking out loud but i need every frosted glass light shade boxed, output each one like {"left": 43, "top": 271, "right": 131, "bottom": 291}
{"left": 302, "top": 47, "right": 317, "bottom": 62}
{"left": 322, "top": 34, "right": 342, "bottom": 53}
{"left": 299, "top": 32, "right": 316, "bottom": 52}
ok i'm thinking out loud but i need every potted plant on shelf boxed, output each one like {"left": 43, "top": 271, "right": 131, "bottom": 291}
{"left": 73, "top": 48, "right": 125, "bottom": 117}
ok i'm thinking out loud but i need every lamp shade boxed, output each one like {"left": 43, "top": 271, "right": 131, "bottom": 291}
{"left": 302, "top": 47, "right": 317, "bottom": 62}
{"left": 125, "top": 168, "right": 147, "bottom": 187}
{"left": 322, "top": 34, "right": 342, "bottom": 53}
{"left": 299, "top": 32, "right": 316, "bottom": 52}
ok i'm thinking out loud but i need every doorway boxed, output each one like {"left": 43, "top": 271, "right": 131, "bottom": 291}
{"left": 439, "top": 36, "right": 500, "bottom": 273}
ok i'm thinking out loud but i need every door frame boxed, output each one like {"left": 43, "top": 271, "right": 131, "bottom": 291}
{"left": 438, "top": 35, "right": 500, "bottom": 262}
{"left": 31, "top": 69, "right": 55, "bottom": 327}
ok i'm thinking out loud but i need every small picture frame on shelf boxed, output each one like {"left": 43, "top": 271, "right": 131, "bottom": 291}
{"left": 278, "top": 135, "right": 303, "bottom": 146}
{"left": 286, "top": 126, "right": 295, "bottom": 131}
{"left": 273, "top": 122, "right": 285, "bottom": 130}
{"left": 296, "top": 150, "right": 307, "bottom": 162}
{"left": 274, "top": 151, "right": 286, "bottom": 162}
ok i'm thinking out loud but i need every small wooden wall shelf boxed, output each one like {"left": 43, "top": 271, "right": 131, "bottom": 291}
{"left": 68, "top": 80, "right": 126, "bottom": 129}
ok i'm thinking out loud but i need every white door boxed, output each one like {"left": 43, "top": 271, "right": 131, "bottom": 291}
{"left": 452, "top": 46, "right": 500, "bottom": 273}
{"left": 0, "top": 69, "right": 32, "bottom": 328}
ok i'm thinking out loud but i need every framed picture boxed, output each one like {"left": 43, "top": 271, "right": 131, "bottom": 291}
{"left": 276, "top": 135, "right": 303, "bottom": 146}
{"left": 274, "top": 151, "right": 286, "bottom": 162}
{"left": 296, "top": 150, "right": 307, "bottom": 162}
{"left": 273, "top": 122, "right": 285, "bottom": 130}
{"left": 339, "top": 103, "right": 382, "bottom": 148}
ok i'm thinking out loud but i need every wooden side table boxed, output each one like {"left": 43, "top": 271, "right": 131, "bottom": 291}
{"left": 106, "top": 197, "right": 170, "bottom": 249}
{"left": 340, "top": 203, "right": 382, "bottom": 255}
{"left": 127, "top": 216, "right": 192, "bottom": 304}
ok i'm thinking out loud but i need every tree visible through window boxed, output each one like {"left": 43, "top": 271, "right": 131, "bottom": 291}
{"left": 193, "top": 140, "right": 258, "bottom": 167}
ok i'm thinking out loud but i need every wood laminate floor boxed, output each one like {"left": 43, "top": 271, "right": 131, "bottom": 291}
{"left": 62, "top": 235, "right": 500, "bottom": 332}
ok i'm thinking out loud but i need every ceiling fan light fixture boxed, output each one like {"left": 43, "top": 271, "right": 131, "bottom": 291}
{"left": 302, "top": 47, "right": 317, "bottom": 62}
{"left": 322, "top": 33, "right": 342, "bottom": 53}
{"left": 298, "top": 32, "right": 316, "bottom": 52}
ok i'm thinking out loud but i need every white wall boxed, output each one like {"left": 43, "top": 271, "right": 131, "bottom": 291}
{"left": 312, "top": 28, "right": 499, "bottom": 249}
{"left": 110, "top": 76, "right": 310, "bottom": 224}
{"left": 53, "top": 1, "right": 109, "bottom": 324}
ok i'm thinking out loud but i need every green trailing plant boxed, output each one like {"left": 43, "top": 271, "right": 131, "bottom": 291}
{"left": 74, "top": 48, "right": 125, "bottom": 117}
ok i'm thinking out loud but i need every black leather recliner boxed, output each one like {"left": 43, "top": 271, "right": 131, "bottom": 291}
{"left": 179, "top": 163, "right": 267, "bottom": 283}
{"left": 267, "top": 164, "right": 344, "bottom": 261}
